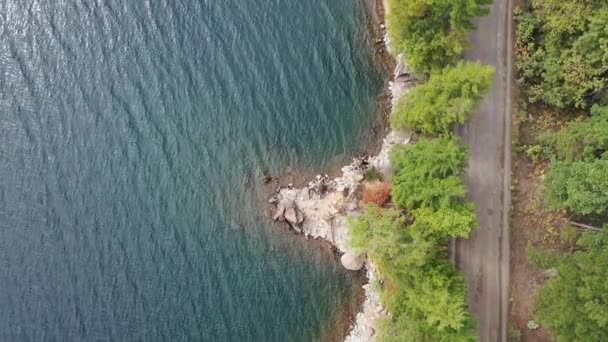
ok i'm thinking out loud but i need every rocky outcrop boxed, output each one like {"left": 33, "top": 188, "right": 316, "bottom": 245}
{"left": 268, "top": 14, "right": 417, "bottom": 340}
{"left": 268, "top": 54, "right": 413, "bottom": 341}
{"left": 284, "top": 207, "right": 304, "bottom": 226}
{"left": 272, "top": 199, "right": 304, "bottom": 227}
{"left": 345, "top": 263, "right": 386, "bottom": 342}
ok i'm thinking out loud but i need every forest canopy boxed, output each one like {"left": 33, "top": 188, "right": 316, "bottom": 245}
{"left": 534, "top": 230, "right": 608, "bottom": 342}
{"left": 515, "top": 0, "right": 608, "bottom": 108}
{"left": 387, "top": 0, "right": 492, "bottom": 73}
{"left": 390, "top": 61, "right": 495, "bottom": 134}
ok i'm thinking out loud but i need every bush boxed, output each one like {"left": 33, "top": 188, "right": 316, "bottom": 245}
{"left": 391, "top": 61, "right": 495, "bottom": 134}
{"left": 526, "top": 320, "right": 540, "bottom": 330}
{"left": 558, "top": 225, "right": 578, "bottom": 244}
{"left": 524, "top": 144, "right": 548, "bottom": 163}
{"left": 526, "top": 242, "right": 559, "bottom": 270}
{"left": 363, "top": 167, "right": 383, "bottom": 181}
{"left": 387, "top": 0, "right": 491, "bottom": 73}
{"left": 361, "top": 181, "right": 392, "bottom": 205}
{"left": 509, "top": 328, "right": 523, "bottom": 341}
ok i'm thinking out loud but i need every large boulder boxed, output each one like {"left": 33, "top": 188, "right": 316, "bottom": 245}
{"left": 272, "top": 205, "right": 285, "bottom": 221}
{"left": 341, "top": 252, "right": 366, "bottom": 271}
{"left": 284, "top": 207, "right": 304, "bottom": 226}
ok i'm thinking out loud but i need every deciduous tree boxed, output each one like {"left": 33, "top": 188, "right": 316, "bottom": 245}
{"left": 387, "top": 0, "right": 492, "bottom": 73}
{"left": 390, "top": 136, "right": 470, "bottom": 210}
{"left": 391, "top": 61, "right": 495, "bottom": 134}
{"left": 544, "top": 158, "right": 608, "bottom": 215}
{"left": 515, "top": 1, "right": 608, "bottom": 108}
{"left": 535, "top": 230, "right": 608, "bottom": 342}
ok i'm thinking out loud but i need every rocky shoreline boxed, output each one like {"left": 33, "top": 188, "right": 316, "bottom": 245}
{"left": 269, "top": 49, "right": 415, "bottom": 342}
{"left": 267, "top": 0, "right": 418, "bottom": 339}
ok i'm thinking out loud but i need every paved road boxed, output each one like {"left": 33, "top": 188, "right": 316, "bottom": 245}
{"left": 452, "top": 0, "right": 512, "bottom": 341}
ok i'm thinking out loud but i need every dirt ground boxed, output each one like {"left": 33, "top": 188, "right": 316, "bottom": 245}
{"left": 508, "top": 105, "right": 573, "bottom": 342}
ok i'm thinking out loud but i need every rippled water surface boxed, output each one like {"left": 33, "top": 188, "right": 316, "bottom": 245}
{"left": 0, "top": 0, "right": 385, "bottom": 340}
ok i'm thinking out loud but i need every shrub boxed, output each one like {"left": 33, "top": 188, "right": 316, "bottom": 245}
{"left": 391, "top": 61, "right": 495, "bottom": 134}
{"left": 558, "top": 225, "right": 578, "bottom": 244}
{"left": 361, "top": 181, "right": 392, "bottom": 205}
{"left": 526, "top": 320, "right": 540, "bottom": 330}
{"left": 363, "top": 166, "right": 384, "bottom": 181}
{"left": 524, "top": 144, "right": 547, "bottom": 163}
{"left": 526, "top": 242, "right": 559, "bottom": 270}
{"left": 509, "top": 328, "right": 523, "bottom": 341}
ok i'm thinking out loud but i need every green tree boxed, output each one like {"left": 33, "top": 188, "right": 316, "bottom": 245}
{"left": 379, "top": 313, "right": 477, "bottom": 342}
{"left": 390, "top": 136, "right": 470, "bottom": 210}
{"left": 349, "top": 205, "right": 439, "bottom": 270}
{"left": 412, "top": 203, "right": 477, "bottom": 238}
{"left": 544, "top": 158, "right": 608, "bottom": 214}
{"left": 382, "top": 259, "right": 477, "bottom": 340}
{"left": 541, "top": 105, "right": 608, "bottom": 161}
{"left": 534, "top": 230, "right": 608, "bottom": 342}
{"left": 348, "top": 205, "right": 408, "bottom": 266}
{"left": 348, "top": 206, "right": 477, "bottom": 341}
{"left": 387, "top": 0, "right": 492, "bottom": 73}
{"left": 515, "top": 1, "right": 608, "bottom": 108}
{"left": 390, "top": 134, "right": 469, "bottom": 175}
{"left": 391, "top": 61, "right": 495, "bottom": 134}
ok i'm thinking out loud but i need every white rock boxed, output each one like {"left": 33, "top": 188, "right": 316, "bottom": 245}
{"left": 341, "top": 252, "right": 366, "bottom": 271}
{"left": 284, "top": 207, "right": 304, "bottom": 225}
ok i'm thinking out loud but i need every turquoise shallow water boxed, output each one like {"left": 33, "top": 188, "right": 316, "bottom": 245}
{"left": 0, "top": 0, "right": 385, "bottom": 340}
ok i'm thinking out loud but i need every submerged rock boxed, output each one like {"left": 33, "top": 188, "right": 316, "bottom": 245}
{"left": 341, "top": 252, "right": 366, "bottom": 271}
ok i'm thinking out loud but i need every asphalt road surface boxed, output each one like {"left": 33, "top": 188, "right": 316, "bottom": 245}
{"left": 452, "top": 0, "right": 513, "bottom": 341}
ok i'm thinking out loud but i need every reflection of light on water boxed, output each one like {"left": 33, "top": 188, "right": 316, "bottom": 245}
{"left": 0, "top": 0, "right": 385, "bottom": 339}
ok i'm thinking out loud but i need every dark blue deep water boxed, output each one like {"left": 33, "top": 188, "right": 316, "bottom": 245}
{"left": 0, "top": 0, "right": 385, "bottom": 340}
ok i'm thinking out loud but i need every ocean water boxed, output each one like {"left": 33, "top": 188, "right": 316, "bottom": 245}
{"left": 0, "top": 0, "right": 385, "bottom": 341}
